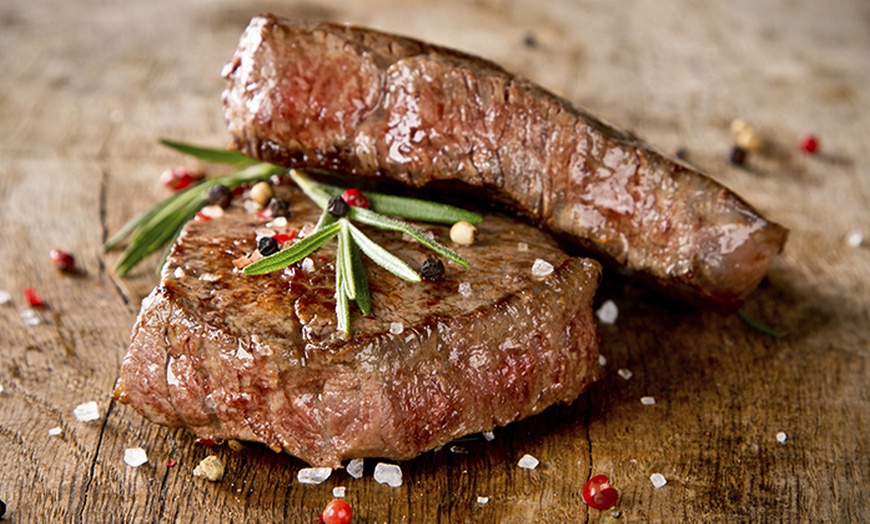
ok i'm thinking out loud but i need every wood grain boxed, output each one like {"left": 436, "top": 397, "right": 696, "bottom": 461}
{"left": 1, "top": 0, "right": 867, "bottom": 522}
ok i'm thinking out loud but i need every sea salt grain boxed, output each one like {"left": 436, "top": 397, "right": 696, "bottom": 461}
{"left": 599, "top": 354, "right": 607, "bottom": 366}
{"left": 193, "top": 455, "right": 225, "bottom": 481}
{"left": 482, "top": 431, "right": 495, "bottom": 442}
{"left": 173, "top": 267, "right": 186, "bottom": 279}
{"left": 333, "top": 486, "right": 346, "bottom": 498}
{"left": 517, "top": 454, "right": 539, "bottom": 470}
{"left": 650, "top": 473, "right": 667, "bottom": 488}
{"left": 776, "top": 431, "right": 788, "bottom": 443}
{"left": 124, "top": 447, "right": 148, "bottom": 468}
{"left": 477, "top": 496, "right": 490, "bottom": 505}
{"left": 531, "top": 259, "right": 554, "bottom": 277}
{"left": 48, "top": 426, "right": 62, "bottom": 436}
{"left": 74, "top": 401, "right": 100, "bottom": 422}
{"left": 0, "top": 290, "right": 11, "bottom": 305}
{"left": 596, "top": 300, "right": 619, "bottom": 324}
{"left": 297, "top": 467, "right": 332, "bottom": 485}
{"left": 301, "top": 257, "right": 315, "bottom": 272}
{"left": 617, "top": 368, "right": 633, "bottom": 380}
{"left": 458, "top": 282, "right": 472, "bottom": 297}
{"left": 517, "top": 242, "right": 529, "bottom": 252}
{"left": 374, "top": 463, "right": 403, "bottom": 487}
{"left": 641, "top": 396, "right": 656, "bottom": 406}
{"left": 389, "top": 322, "right": 404, "bottom": 335}
{"left": 845, "top": 230, "right": 864, "bottom": 247}
{"left": 346, "top": 458, "right": 365, "bottom": 479}
{"left": 20, "top": 308, "right": 41, "bottom": 326}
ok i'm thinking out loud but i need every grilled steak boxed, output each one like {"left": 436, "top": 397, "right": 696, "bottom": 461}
{"left": 114, "top": 181, "right": 602, "bottom": 467}
{"left": 222, "top": 15, "right": 788, "bottom": 312}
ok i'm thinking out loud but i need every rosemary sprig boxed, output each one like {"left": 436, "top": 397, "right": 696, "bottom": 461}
{"left": 738, "top": 308, "right": 787, "bottom": 338}
{"left": 158, "top": 138, "right": 257, "bottom": 165}
{"left": 243, "top": 220, "right": 342, "bottom": 275}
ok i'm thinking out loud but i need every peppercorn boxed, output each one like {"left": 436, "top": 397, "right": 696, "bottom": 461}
{"left": 50, "top": 249, "right": 76, "bottom": 272}
{"left": 328, "top": 195, "right": 350, "bottom": 217}
{"left": 250, "top": 181, "right": 275, "bottom": 207}
{"left": 267, "top": 197, "right": 290, "bottom": 218}
{"left": 208, "top": 184, "right": 232, "bottom": 208}
{"left": 421, "top": 257, "right": 445, "bottom": 281}
{"left": 159, "top": 167, "right": 204, "bottom": 192}
{"left": 341, "top": 188, "right": 369, "bottom": 208}
{"left": 0, "top": 497, "right": 5, "bottom": 518}
{"left": 450, "top": 221, "right": 478, "bottom": 246}
{"left": 674, "top": 147, "right": 689, "bottom": 160}
{"left": 319, "top": 498, "right": 352, "bottom": 524}
{"left": 799, "top": 134, "right": 819, "bottom": 154}
{"left": 729, "top": 145, "right": 747, "bottom": 166}
{"left": 258, "top": 236, "right": 279, "bottom": 256}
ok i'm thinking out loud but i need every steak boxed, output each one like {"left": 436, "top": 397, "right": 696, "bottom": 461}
{"left": 222, "top": 15, "right": 788, "bottom": 312}
{"left": 114, "top": 181, "right": 602, "bottom": 467}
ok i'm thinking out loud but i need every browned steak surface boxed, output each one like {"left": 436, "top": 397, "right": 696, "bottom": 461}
{"left": 222, "top": 15, "right": 787, "bottom": 312}
{"left": 114, "top": 182, "right": 601, "bottom": 467}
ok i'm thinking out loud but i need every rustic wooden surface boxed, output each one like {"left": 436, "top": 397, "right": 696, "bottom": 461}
{"left": 1, "top": 0, "right": 867, "bottom": 522}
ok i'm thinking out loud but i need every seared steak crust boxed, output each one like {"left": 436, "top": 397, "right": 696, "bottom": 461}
{"left": 222, "top": 15, "right": 787, "bottom": 311}
{"left": 115, "top": 183, "right": 601, "bottom": 467}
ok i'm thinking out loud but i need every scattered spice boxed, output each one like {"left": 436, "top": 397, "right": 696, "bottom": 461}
{"left": 50, "top": 249, "right": 76, "bottom": 272}
{"left": 166, "top": 459, "right": 177, "bottom": 467}
{"left": 729, "top": 145, "right": 747, "bottom": 166}
{"left": 450, "top": 220, "right": 478, "bottom": 246}
{"left": 517, "top": 454, "right": 539, "bottom": 470}
{"left": 124, "top": 447, "right": 148, "bottom": 468}
{"left": 346, "top": 458, "right": 365, "bottom": 479}
{"left": 523, "top": 33, "right": 537, "bottom": 48}
{"left": 327, "top": 195, "right": 350, "bottom": 217}
{"left": 845, "top": 230, "right": 864, "bottom": 247}
{"left": 531, "top": 258, "right": 554, "bottom": 277}
{"left": 617, "top": 368, "right": 633, "bottom": 380}
{"left": 583, "top": 474, "right": 619, "bottom": 510}
{"left": 599, "top": 354, "right": 607, "bottom": 367}
{"left": 159, "top": 166, "right": 204, "bottom": 191}
{"left": 297, "top": 467, "right": 333, "bottom": 485}
{"left": 258, "top": 236, "right": 280, "bottom": 256}
{"left": 19, "top": 309, "right": 41, "bottom": 326}
{"left": 341, "top": 188, "right": 369, "bottom": 208}
{"left": 332, "top": 486, "right": 346, "bottom": 498}
{"left": 0, "top": 498, "right": 5, "bottom": 519}
{"left": 74, "top": 401, "right": 100, "bottom": 422}
{"left": 776, "top": 431, "right": 787, "bottom": 443}
{"left": 734, "top": 124, "right": 764, "bottom": 152}
{"left": 193, "top": 455, "right": 225, "bottom": 481}
{"left": 482, "top": 431, "right": 495, "bottom": 442}
{"left": 389, "top": 322, "right": 404, "bottom": 335}
{"left": 373, "top": 462, "right": 403, "bottom": 487}
{"left": 674, "top": 147, "right": 689, "bottom": 160}
{"left": 319, "top": 498, "right": 352, "bottom": 524}
{"left": 477, "top": 496, "right": 490, "bottom": 505}
{"left": 23, "top": 287, "right": 44, "bottom": 307}
{"left": 421, "top": 257, "right": 445, "bottom": 281}
{"left": 799, "top": 134, "right": 819, "bottom": 154}
{"left": 649, "top": 473, "right": 667, "bottom": 488}
{"left": 596, "top": 300, "right": 619, "bottom": 324}
{"left": 458, "top": 282, "right": 472, "bottom": 297}
{"left": 640, "top": 396, "right": 656, "bottom": 406}
{"left": 208, "top": 184, "right": 233, "bottom": 208}
{"left": 267, "top": 197, "right": 290, "bottom": 217}
{"left": 0, "top": 290, "right": 11, "bottom": 305}
{"left": 250, "top": 181, "right": 275, "bottom": 206}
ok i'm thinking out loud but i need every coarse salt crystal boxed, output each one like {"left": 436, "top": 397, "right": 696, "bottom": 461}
{"left": 449, "top": 445, "right": 468, "bottom": 454}
{"left": 20, "top": 308, "right": 41, "bottom": 326}
{"left": 650, "top": 473, "right": 667, "bottom": 488}
{"left": 173, "top": 267, "right": 185, "bottom": 279}
{"left": 297, "top": 467, "right": 332, "bottom": 485}
{"left": 617, "top": 368, "right": 633, "bottom": 380}
{"left": 599, "top": 354, "right": 607, "bottom": 366}
{"left": 74, "top": 401, "right": 100, "bottom": 422}
{"left": 458, "top": 282, "right": 472, "bottom": 297}
{"left": 0, "top": 290, "right": 11, "bottom": 305}
{"left": 641, "top": 396, "right": 656, "bottom": 406}
{"left": 373, "top": 462, "right": 402, "bottom": 487}
{"left": 389, "top": 322, "right": 404, "bottom": 335}
{"left": 333, "top": 486, "right": 346, "bottom": 498}
{"left": 776, "top": 431, "right": 787, "bottom": 443}
{"left": 301, "top": 257, "right": 315, "bottom": 273}
{"left": 596, "top": 300, "right": 619, "bottom": 324}
{"left": 346, "top": 458, "right": 365, "bottom": 479}
{"left": 269, "top": 216, "right": 288, "bottom": 229}
{"left": 124, "top": 447, "right": 148, "bottom": 468}
{"left": 199, "top": 272, "right": 220, "bottom": 282}
{"left": 477, "top": 496, "right": 490, "bottom": 505}
{"left": 517, "top": 242, "right": 529, "bottom": 252}
{"left": 531, "top": 259, "right": 554, "bottom": 277}
{"left": 48, "top": 426, "right": 62, "bottom": 436}
{"left": 846, "top": 230, "right": 864, "bottom": 247}
{"left": 482, "top": 431, "right": 495, "bottom": 442}
{"left": 200, "top": 205, "right": 224, "bottom": 219}
{"left": 517, "top": 454, "right": 539, "bottom": 470}
{"left": 193, "top": 455, "right": 224, "bottom": 481}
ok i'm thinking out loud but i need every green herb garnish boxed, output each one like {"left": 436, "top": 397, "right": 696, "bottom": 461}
{"left": 107, "top": 140, "right": 480, "bottom": 334}
{"left": 738, "top": 308, "right": 787, "bottom": 338}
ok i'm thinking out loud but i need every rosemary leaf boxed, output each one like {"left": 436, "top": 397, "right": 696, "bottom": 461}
{"left": 335, "top": 248, "right": 350, "bottom": 334}
{"left": 349, "top": 240, "right": 371, "bottom": 316}
{"left": 243, "top": 221, "right": 342, "bottom": 275}
{"left": 350, "top": 207, "right": 471, "bottom": 268}
{"left": 738, "top": 308, "right": 787, "bottom": 338}
{"left": 289, "top": 170, "right": 332, "bottom": 210}
{"left": 347, "top": 223, "right": 421, "bottom": 282}
{"left": 159, "top": 138, "right": 256, "bottom": 165}
{"left": 338, "top": 220, "right": 356, "bottom": 300}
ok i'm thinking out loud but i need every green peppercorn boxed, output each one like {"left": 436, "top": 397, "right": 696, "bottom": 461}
{"left": 327, "top": 195, "right": 349, "bottom": 217}
{"left": 258, "top": 236, "right": 279, "bottom": 256}
{"left": 421, "top": 257, "right": 445, "bottom": 281}
{"left": 208, "top": 184, "right": 232, "bottom": 208}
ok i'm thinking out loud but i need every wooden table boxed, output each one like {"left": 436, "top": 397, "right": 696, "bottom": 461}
{"left": 1, "top": 0, "right": 867, "bottom": 521}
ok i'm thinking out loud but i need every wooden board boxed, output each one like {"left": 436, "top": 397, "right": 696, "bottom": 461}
{"left": 1, "top": 0, "right": 867, "bottom": 521}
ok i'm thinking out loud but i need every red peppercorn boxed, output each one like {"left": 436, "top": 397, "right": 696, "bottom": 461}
{"left": 319, "top": 498, "right": 352, "bottom": 524}
{"left": 273, "top": 229, "right": 298, "bottom": 245}
{"left": 799, "top": 134, "right": 819, "bottom": 154}
{"left": 23, "top": 287, "right": 44, "bottom": 307}
{"left": 166, "top": 460, "right": 177, "bottom": 468}
{"left": 341, "top": 188, "right": 369, "bottom": 209}
{"left": 159, "top": 167, "right": 204, "bottom": 192}
{"left": 582, "top": 474, "right": 619, "bottom": 510}
{"left": 50, "top": 249, "right": 76, "bottom": 272}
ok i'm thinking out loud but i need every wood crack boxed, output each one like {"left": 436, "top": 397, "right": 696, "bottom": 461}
{"left": 77, "top": 398, "right": 116, "bottom": 523}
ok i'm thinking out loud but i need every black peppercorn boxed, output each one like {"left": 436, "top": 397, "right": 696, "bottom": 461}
{"left": 327, "top": 195, "right": 349, "bottom": 217}
{"left": 675, "top": 147, "right": 689, "bottom": 160}
{"left": 523, "top": 33, "right": 537, "bottom": 48}
{"left": 729, "top": 145, "right": 747, "bottom": 166}
{"left": 0, "top": 498, "right": 6, "bottom": 518}
{"left": 267, "top": 197, "right": 290, "bottom": 218}
{"left": 258, "top": 236, "right": 279, "bottom": 256}
{"left": 421, "top": 257, "right": 445, "bottom": 281}
{"left": 208, "top": 184, "right": 232, "bottom": 208}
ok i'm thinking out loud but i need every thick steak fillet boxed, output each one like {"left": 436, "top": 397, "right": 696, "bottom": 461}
{"left": 222, "top": 15, "right": 788, "bottom": 312}
{"left": 114, "top": 182, "right": 601, "bottom": 467}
